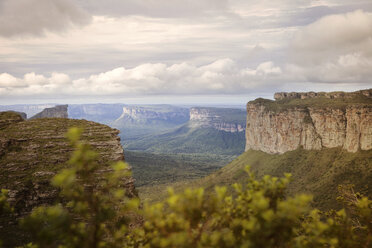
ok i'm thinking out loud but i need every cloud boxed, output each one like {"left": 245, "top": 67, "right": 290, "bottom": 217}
{"left": 0, "top": 0, "right": 91, "bottom": 37}
{"left": 288, "top": 10, "right": 372, "bottom": 83}
{"left": 0, "top": 59, "right": 283, "bottom": 97}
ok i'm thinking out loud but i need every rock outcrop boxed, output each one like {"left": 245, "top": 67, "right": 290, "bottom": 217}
{"left": 189, "top": 107, "right": 245, "bottom": 133}
{"left": 29, "top": 105, "right": 68, "bottom": 119}
{"left": 0, "top": 112, "right": 136, "bottom": 246}
{"left": 246, "top": 89, "right": 372, "bottom": 154}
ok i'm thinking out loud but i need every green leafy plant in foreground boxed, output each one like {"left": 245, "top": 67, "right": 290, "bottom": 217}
{"left": 20, "top": 128, "right": 371, "bottom": 248}
{"left": 21, "top": 128, "right": 139, "bottom": 248}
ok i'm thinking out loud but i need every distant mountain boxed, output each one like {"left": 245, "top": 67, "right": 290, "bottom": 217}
{"left": 112, "top": 105, "right": 190, "bottom": 139}
{"left": 29, "top": 105, "right": 68, "bottom": 119}
{"left": 125, "top": 107, "right": 246, "bottom": 155}
{"left": 0, "top": 104, "right": 56, "bottom": 117}
{"left": 68, "top": 104, "right": 125, "bottom": 124}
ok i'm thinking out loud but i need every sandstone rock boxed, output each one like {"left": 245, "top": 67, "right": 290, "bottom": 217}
{"left": 246, "top": 89, "right": 372, "bottom": 154}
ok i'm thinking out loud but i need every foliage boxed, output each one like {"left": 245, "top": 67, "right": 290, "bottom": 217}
{"left": 249, "top": 93, "right": 372, "bottom": 113}
{"left": 21, "top": 128, "right": 139, "bottom": 248}
{"left": 18, "top": 129, "right": 372, "bottom": 248}
{"left": 128, "top": 167, "right": 372, "bottom": 248}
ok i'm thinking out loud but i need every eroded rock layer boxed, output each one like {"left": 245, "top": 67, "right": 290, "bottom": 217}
{"left": 246, "top": 89, "right": 372, "bottom": 154}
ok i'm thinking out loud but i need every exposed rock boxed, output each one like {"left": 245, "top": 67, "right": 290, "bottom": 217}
{"left": 0, "top": 113, "right": 136, "bottom": 246}
{"left": 246, "top": 89, "right": 372, "bottom": 154}
{"left": 29, "top": 105, "right": 68, "bottom": 119}
{"left": 189, "top": 107, "right": 245, "bottom": 133}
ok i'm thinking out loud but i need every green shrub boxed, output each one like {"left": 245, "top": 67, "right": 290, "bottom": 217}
{"left": 16, "top": 128, "right": 372, "bottom": 248}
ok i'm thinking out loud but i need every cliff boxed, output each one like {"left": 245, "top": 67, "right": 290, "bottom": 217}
{"left": 246, "top": 89, "right": 372, "bottom": 154}
{"left": 0, "top": 112, "right": 136, "bottom": 246}
{"left": 189, "top": 107, "right": 245, "bottom": 133}
{"left": 29, "top": 104, "right": 68, "bottom": 119}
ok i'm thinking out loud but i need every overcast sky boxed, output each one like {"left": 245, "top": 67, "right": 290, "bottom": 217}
{"left": 0, "top": 0, "right": 371, "bottom": 104}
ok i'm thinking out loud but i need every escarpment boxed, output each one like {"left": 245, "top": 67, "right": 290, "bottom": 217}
{"left": 189, "top": 107, "right": 245, "bottom": 133}
{"left": 0, "top": 112, "right": 136, "bottom": 246}
{"left": 246, "top": 89, "right": 372, "bottom": 154}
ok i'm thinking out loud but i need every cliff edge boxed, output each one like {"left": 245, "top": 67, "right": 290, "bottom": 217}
{"left": 245, "top": 89, "right": 372, "bottom": 154}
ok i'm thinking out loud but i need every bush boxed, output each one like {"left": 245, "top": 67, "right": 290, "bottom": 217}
{"left": 15, "top": 128, "right": 372, "bottom": 248}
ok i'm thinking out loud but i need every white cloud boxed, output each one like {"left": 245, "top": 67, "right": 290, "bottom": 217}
{"left": 0, "top": 0, "right": 91, "bottom": 37}
{"left": 0, "top": 59, "right": 284, "bottom": 97}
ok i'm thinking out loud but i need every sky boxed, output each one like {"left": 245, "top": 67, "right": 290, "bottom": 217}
{"left": 0, "top": 0, "right": 371, "bottom": 105}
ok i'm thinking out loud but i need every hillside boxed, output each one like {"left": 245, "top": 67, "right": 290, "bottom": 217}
{"left": 143, "top": 148, "right": 371, "bottom": 210}
{"left": 197, "top": 148, "right": 372, "bottom": 210}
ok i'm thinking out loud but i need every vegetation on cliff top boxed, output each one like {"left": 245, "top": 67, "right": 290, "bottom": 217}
{"left": 249, "top": 93, "right": 372, "bottom": 112}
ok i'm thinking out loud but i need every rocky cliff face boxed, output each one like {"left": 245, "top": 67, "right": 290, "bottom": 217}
{"left": 29, "top": 105, "right": 68, "bottom": 119}
{"left": 189, "top": 107, "right": 245, "bottom": 133}
{"left": 246, "top": 89, "right": 372, "bottom": 154}
{"left": 0, "top": 112, "right": 136, "bottom": 246}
